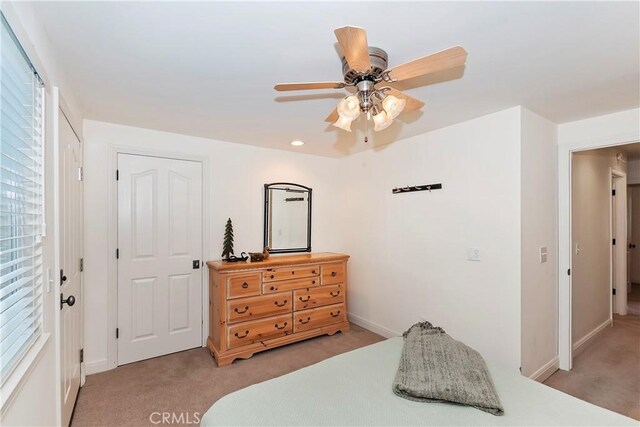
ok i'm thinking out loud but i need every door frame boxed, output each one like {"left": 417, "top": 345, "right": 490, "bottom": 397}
{"left": 106, "top": 144, "right": 210, "bottom": 371}
{"left": 558, "top": 134, "right": 639, "bottom": 371}
{"left": 610, "top": 168, "right": 627, "bottom": 316}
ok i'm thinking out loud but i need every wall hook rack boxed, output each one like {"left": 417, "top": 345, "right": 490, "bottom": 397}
{"left": 392, "top": 183, "right": 442, "bottom": 194}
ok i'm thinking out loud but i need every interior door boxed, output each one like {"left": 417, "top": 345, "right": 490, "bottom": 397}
{"left": 59, "top": 111, "right": 83, "bottom": 426}
{"left": 117, "top": 154, "right": 202, "bottom": 365}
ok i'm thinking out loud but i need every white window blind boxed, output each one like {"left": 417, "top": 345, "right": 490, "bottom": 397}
{"left": 0, "top": 12, "right": 45, "bottom": 384}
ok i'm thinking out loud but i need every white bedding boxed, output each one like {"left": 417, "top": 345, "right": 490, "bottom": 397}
{"left": 201, "top": 337, "right": 638, "bottom": 426}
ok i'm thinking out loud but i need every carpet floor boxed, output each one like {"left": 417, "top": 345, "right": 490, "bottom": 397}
{"left": 71, "top": 324, "right": 384, "bottom": 427}
{"left": 544, "top": 314, "right": 640, "bottom": 420}
{"left": 629, "top": 283, "right": 640, "bottom": 315}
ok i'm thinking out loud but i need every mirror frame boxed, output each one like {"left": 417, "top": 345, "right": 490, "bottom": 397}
{"left": 263, "top": 182, "right": 312, "bottom": 254}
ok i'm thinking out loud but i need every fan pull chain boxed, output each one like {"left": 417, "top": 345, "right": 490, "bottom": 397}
{"left": 364, "top": 111, "right": 369, "bottom": 143}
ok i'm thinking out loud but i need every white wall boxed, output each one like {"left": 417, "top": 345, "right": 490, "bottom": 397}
{"left": 82, "top": 120, "right": 342, "bottom": 372}
{"left": 628, "top": 159, "right": 640, "bottom": 184}
{"left": 571, "top": 149, "right": 625, "bottom": 345}
{"left": 558, "top": 108, "right": 640, "bottom": 148}
{"left": 339, "top": 107, "right": 523, "bottom": 370}
{"left": 520, "top": 108, "right": 558, "bottom": 378}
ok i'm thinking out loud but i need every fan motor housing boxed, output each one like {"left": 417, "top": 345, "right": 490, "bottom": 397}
{"left": 341, "top": 47, "right": 388, "bottom": 84}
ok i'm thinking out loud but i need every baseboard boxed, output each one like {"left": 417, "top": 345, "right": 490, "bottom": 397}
{"left": 572, "top": 317, "right": 612, "bottom": 358}
{"left": 347, "top": 313, "right": 400, "bottom": 338}
{"left": 528, "top": 356, "right": 559, "bottom": 383}
{"left": 85, "top": 358, "right": 110, "bottom": 375}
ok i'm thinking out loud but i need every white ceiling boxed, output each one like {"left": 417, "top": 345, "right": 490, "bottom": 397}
{"left": 29, "top": 1, "right": 639, "bottom": 157}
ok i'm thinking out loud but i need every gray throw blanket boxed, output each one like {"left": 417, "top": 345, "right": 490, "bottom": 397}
{"left": 392, "top": 322, "right": 504, "bottom": 416}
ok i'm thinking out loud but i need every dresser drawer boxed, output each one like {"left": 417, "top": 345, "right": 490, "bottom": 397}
{"left": 321, "top": 262, "right": 345, "bottom": 285}
{"left": 294, "top": 284, "right": 344, "bottom": 311}
{"left": 227, "top": 314, "right": 292, "bottom": 349}
{"left": 294, "top": 303, "right": 346, "bottom": 333}
{"left": 263, "top": 277, "right": 319, "bottom": 294}
{"left": 227, "top": 292, "right": 292, "bottom": 324}
{"left": 226, "top": 273, "right": 261, "bottom": 299}
{"left": 263, "top": 265, "right": 320, "bottom": 282}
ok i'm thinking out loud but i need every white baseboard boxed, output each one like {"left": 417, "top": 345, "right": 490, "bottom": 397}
{"left": 85, "top": 358, "right": 110, "bottom": 375}
{"left": 572, "top": 317, "right": 612, "bottom": 358}
{"left": 348, "top": 313, "right": 400, "bottom": 338}
{"left": 528, "top": 356, "right": 559, "bottom": 382}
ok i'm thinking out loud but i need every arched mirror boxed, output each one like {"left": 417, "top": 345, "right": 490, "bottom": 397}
{"left": 264, "top": 182, "right": 312, "bottom": 254}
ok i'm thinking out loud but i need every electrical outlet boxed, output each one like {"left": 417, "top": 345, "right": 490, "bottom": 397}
{"left": 467, "top": 248, "right": 481, "bottom": 261}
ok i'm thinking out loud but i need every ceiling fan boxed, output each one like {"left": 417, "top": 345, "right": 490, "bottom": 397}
{"left": 274, "top": 26, "right": 467, "bottom": 136}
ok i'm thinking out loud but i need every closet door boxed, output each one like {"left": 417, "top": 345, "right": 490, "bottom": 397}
{"left": 117, "top": 154, "right": 202, "bottom": 365}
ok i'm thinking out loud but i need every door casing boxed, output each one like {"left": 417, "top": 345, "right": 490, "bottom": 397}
{"left": 558, "top": 136, "right": 639, "bottom": 371}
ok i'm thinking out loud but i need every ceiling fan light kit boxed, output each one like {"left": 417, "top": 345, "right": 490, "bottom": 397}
{"left": 274, "top": 26, "right": 467, "bottom": 141}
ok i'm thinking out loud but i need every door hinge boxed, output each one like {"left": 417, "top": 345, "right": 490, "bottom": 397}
{"left": 116, "top": 169, "right": 119, "bottom": 181}
{"left": 613, "top": 238, "right": 616, "bottom": 245}
{"left": 78, "top": 167, "right": 84, "bottom": 181}
{"left": 79, "top": 258, "right": 84, "bottom": 272}
{"left": 612, "top": 189, "right": 616, "bottom": 196}
{"left": 567, "top": 268, "right": 571, "bottom": 276}
{"left": 80, "top": 348, "right": 84, "bottom": 363}
{"left": 613, "top": 288, "right": 617, "bottom": 295}
{"left": 116, "top": 328, "right": 119, "bottom": 339}
{"left": 116, "top": 248, "right": 119, "bottom": 259}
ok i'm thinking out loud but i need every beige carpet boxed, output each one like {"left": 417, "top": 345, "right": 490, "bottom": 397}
{"left": 629, "top": 283, "right": 640, "bottom": 315}
{"left": 544, "top": 314, "right": 640, "bottom": 420}
{"left": 71, "top": 324, "right": 384, "bottom": 427}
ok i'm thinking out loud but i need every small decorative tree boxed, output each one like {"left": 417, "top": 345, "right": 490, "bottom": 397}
{"left": 221, "top": 218, "right": 234, "bottom": 260}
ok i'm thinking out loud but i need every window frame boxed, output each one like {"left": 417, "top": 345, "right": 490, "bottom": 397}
{"left": 0, "top": 10, "right": 47, "bottom": 389}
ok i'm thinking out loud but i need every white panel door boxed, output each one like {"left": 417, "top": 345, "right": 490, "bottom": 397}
{"left": 117, "top": 154, "right": 202, "bottom": 365}
{"left": 59, "top": 112, "right": 83, "bottom": 427}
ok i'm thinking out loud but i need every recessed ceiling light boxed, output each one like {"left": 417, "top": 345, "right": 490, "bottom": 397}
{"left": 290, "top": 140, "right": 304, "bottom": 146}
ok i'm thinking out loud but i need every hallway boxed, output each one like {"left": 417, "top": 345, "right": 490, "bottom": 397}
{"left": 544, "top": 315, "right": 640, "bottom": 420}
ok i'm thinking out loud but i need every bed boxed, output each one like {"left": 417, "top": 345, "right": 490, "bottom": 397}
{"left": 201, "top": 337, "right": 638, "bottom": 426}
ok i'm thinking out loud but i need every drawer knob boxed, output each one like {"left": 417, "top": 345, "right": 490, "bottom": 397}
{"left": 270, "top": 286, "right": 275, "bottom": 291}
{"left": 241, "top": 282, "right": 249, "bottom": 289}
{"left": 312, "top": 280, "right": 316, "bottom": 285}
{"left": 234, "top": 305, "right": 249, "bottom": 314}
{"left": 312, "top": 270, "right": 316, "bottom": 274}
{"left": 235, "top": 330, "right": 249, "bottom": 339}
{"left": 270, "top": 275, "right": 275, "bottom": 279}
{"left": 299, "top": 317, "right": 311, "bottom": 324}
{"left": 299, "top": 296, "right": 311, "bottom": 302}
{"left": 331, "top": 271, "right": 337, "bottom": 277}
{"left": 330, "top": 291, "right": 340, "bottom": 297}
{"left": 274, "top": 299, "right": 288, "bottom": 307}
{"left": 291, "top": 271, "right": 295, "bottom": 275}
{"left": 275, "top": 322, "right": 288, "bottom": 330}
{"left": 330, "top": 310, "right": 341, "bottom": 317}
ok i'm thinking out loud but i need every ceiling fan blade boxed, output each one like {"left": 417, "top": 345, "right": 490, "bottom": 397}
{"left": 386, "top": 46, "right": 467, "bottom": 82}
{"left": 334, "top": 26, "right": 371, "bottom": 73}
{"left": 325, "top": 107, "right": 339, "bottom": 123}
{"left": 384, "top": 88, "right": 425, "bottom": 112}
{"left": 274, "top": 82, "right": 346, "bottom": 91}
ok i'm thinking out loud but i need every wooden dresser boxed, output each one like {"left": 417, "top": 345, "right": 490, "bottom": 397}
{"left": 206, "top": 252, "right": 350, "bottom": 366}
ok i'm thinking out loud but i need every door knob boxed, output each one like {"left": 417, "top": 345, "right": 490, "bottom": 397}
{"left": 630, "top": 243, "right": 637, "bottom": 249}
{"left": 60, "top": 294, "right": 76, "bottom": 310}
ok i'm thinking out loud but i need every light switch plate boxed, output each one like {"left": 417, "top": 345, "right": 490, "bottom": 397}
{"left": 467, "top": 248, "right": 481, "bottom": 261}
{"left": 540, "top": 246, "right": 548, "bottom": 263}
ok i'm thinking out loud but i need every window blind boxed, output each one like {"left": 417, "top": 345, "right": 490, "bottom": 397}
{"left": 0, "top": 12, "right": 45, "bottom": 384}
